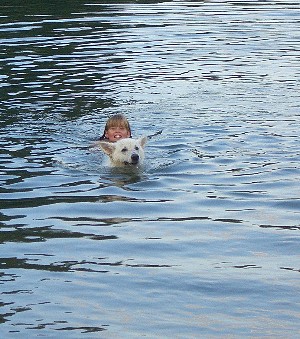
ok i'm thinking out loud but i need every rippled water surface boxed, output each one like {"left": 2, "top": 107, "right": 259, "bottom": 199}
{"left": 1, "top": 1, "right": 300, "bottom": 337}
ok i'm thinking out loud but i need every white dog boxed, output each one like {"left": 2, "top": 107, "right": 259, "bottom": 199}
{"left": 97, "top": 137, "right": 147, "bottom": 167}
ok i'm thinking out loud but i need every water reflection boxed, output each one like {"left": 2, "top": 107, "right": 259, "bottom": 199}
{"left": 1, "top": 0, "right": 300, "bottom": 337}
{"left": 1, "top": 0, "right": 299, "bottom": 120}
{"left": 1, "top": 1, "right": 125, "bottom": 118}
{"left": 0, "top": 225, "right": 117, "bottom": 244}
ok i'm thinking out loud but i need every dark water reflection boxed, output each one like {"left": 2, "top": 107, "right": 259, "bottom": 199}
{"left": 1, "top": 0, "right": 300, "bottom": 337}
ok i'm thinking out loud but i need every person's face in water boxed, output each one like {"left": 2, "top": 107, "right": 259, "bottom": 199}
{"left": 105, "top": 124, "right": 130, "bottom": 142}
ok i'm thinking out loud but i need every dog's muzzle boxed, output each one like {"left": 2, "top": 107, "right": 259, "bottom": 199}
{"left": 124, "top": 153, "right": 139, "bottom": 165}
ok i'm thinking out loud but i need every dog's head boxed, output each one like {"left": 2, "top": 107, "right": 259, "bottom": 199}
{"left": 98, "top": 136, "right": 147, "bottom": 167}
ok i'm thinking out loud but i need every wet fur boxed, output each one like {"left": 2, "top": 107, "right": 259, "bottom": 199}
{"left": 97, "top": 137, "right": 147, "bottom": 167}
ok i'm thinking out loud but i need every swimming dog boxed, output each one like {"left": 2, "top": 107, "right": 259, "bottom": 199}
{"left": 98, "top": 137, "right": 147, "bottom": 167}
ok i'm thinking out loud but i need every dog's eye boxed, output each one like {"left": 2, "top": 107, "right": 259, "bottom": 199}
{"left": 135, "top": 146, "right": 139, "bottom": 151}
{"left": 121, "top": 147, "right": 128, "bottom": 153}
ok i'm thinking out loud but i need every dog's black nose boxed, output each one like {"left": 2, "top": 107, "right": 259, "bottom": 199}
{"left": 131, "top": 153, "right": 139, "bottom": 164}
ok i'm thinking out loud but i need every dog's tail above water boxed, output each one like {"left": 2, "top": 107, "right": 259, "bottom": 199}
{"left": 147, "top": 130, "right": 162, "bottom": 140}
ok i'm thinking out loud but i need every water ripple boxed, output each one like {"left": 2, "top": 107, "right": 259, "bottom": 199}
{"left": 1, "top": 1, "right": 300, "bottom": 338}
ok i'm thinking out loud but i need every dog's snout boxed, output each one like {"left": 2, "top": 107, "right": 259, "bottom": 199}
{"left": 131, "top": 153, "right": 139, "bottom": 164}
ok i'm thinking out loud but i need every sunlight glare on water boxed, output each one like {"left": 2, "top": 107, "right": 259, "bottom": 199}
{"left": 0, "top": 1, "right": 300, "bottom": 338}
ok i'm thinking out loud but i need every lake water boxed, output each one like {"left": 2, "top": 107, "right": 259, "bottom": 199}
{"left": 0, "top": 0, "right": 299, "bottom": 337}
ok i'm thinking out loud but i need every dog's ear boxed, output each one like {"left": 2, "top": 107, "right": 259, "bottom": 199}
{"left": 139, "top": 136, "right": 147, "bottom": 148}
{"left": 97, "top": 141, "right": 116, "bottom": 155}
